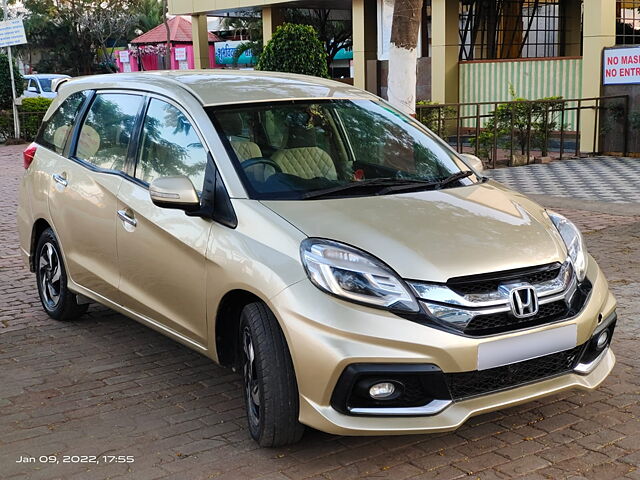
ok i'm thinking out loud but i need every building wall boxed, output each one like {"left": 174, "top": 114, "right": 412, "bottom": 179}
{"left": 459, "top": 57, "right": 583, "bottom": 128}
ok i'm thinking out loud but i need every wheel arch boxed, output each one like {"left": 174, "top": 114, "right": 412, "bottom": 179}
{"left": 30, "top": 218, "right": 53, "bottom": 272}
{"left": 215, "top": 289, "right": 264, "bottom": 368}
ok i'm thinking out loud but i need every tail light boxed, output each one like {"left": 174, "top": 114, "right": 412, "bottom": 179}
{"left": 23, "top": 143, "right": 37, "bottom": 169}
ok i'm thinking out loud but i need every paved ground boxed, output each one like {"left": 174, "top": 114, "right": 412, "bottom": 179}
{"left": 1, "top": 145, "right": 639, "bottom": 480}
{"left": 488, "top": 157, "right": 640, "bottom": 204}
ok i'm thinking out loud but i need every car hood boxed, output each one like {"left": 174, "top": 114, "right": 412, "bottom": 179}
{"left": 261, "top": 181, "right": 567, "bottom": 282}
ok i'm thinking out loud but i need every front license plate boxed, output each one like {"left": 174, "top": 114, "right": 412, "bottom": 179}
{"left": 477, "top": 324, "right": 577, "bottom": 371}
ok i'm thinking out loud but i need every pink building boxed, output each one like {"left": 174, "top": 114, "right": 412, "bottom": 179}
{"left": 116, "top": 16, "right": 220, "bottom": 72}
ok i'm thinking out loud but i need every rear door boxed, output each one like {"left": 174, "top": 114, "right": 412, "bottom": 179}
{"left": 48, "top": 91, "right": 144, "bottom": 301}
{"left": 116, "top": 96, "right": 212, "bottom": 345}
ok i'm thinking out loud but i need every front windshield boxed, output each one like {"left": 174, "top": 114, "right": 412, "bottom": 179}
{"left": 208, "top": 99, "right": 476, "bottom": 200}
{"left": 38, "top": 78, "right": 53, "bottom": 92}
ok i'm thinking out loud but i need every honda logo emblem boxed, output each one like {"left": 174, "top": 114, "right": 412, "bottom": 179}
{"left": 508, "top": 285, "right": 539, "bottom": 318}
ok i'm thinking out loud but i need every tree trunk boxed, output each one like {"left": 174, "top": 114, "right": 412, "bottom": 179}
{"left": 388, "top": 0, "right": 424, "bottom": 116}
{"left": 164, "top": 0, "right": 171, "bottom": 70}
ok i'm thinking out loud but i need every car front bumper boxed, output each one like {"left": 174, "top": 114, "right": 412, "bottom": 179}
{"left": 269, "top": 255, "right": 616, "bottom": 435}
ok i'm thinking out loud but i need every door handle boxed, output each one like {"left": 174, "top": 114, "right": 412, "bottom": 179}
{"left": 52, "top": 173, "right": 68, "bottom": 187}
{"left": 117, "top": 209, "right": 137, "bottom": 227}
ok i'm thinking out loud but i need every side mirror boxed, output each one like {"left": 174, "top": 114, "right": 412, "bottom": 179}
{"left": 149, "top": 176, "right": 200, "bottom": 211}
{"left": 28, "top": 86, "right": 38, "bottom": 93}
{"left": 460, "top": 153, "right": 484, "bottom": 173}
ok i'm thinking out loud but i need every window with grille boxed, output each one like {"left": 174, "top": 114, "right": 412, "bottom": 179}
{"left": 617, "top": 0, "right": 640, "bottom": 45}
{"left": 459, "top": 0, "right": 564, "bottom": 60}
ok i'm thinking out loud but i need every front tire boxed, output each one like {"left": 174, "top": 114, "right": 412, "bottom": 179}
{"left": 35, "top": 228, "right": 88, "bottom": 321}
{"left": 240, "top": 302, "right": 304, "bottom": 447}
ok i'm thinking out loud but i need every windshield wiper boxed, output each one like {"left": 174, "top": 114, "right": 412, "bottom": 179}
{"left": 376, "top": 170, "right": 474, "bottom": 195}
{"left": 435, "top": 170, "right": 474, "bottom": 188}
{"left": 302, "top": 171, "right": 474, "bottom": 200}
{"left": 302, "top": 178, "right": 425, "bottom": 199}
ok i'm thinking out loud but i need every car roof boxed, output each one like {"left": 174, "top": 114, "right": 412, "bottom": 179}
{"left": 59, "top": 70, "right": 378, "bottom": 107}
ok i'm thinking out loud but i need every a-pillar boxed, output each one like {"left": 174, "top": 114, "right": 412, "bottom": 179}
{"left": 432, "top": 0, "right": 459, "bottom": 104}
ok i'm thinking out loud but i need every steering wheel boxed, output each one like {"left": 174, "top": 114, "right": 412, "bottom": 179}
{"left": 241, "top": 157, "right": 282, "bottom": 173}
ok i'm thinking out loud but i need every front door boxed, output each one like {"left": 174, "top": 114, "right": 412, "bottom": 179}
{"left": 116, "top": 98, "right": 212, "bottom": 345}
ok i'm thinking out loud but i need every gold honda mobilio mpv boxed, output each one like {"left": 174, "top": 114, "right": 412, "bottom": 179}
{"left": 18, "top": 71, "right": 616, "bottom": 447}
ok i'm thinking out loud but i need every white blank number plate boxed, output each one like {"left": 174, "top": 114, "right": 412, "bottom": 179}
{"left": 477, "top": 324, "right": 578, "bottom": 371}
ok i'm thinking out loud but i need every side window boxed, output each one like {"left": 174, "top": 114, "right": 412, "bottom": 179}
{"left": 36, "top": 91, "right": 88, "bottom": 154}
{"left": 76, "top": 93, "right": 142, "bottom": 171}
{"left": 136, "top": 98, "right": 208, "bottom": 190}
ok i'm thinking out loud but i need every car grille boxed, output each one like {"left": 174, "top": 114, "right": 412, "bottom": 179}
{"left": 446, "top": 263, "right": 562, "bottom": 295}
{"left": 463, "top": 299, "right": 569, "bottom": 336}
{"left": 408, "top": 261, "right": 595, "bottom": 337}
{"left": 445, "top": 344, "right": 585, "bottom": 400}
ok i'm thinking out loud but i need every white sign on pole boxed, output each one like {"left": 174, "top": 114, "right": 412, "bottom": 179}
{"left": 118, "top": 50, "right": 130, "bottom": 63}
{"left": 0, "top": 18, "right": 27, "bottom": 48}
{"left": 603, "top": 46, "right": 640, "bottom": 85}
{"left": 175, "top": 47, "right": 187, "bottom": 61}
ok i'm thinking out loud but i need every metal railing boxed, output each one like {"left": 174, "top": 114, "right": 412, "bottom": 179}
{"left": 416, "top": 95, "right": 630, "bottom": 168}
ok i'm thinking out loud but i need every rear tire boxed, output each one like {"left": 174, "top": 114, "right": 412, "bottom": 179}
{"left": 240, "top": 302, "right": 304, "bottom": 447}
{"left": 35, "top": 228, "right": 88, "bottom": 321}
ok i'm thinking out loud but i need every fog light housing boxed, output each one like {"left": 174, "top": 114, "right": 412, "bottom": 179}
{"left": 369, "top": 382, "right": 396, "bottom": 400}
{"left": 596, "top": 330, "right": 609, "bottom": 350}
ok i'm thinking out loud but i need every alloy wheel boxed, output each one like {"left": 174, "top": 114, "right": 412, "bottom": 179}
{"left": 242, "top": 326, "right": 261, "bottom": 428}
{"left": 38, "top": 242, "right": 62, "bottom": 310}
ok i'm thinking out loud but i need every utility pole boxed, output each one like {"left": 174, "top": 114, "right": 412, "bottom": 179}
{"left": 2, "top": 0, "right": 20, "bottom": 139}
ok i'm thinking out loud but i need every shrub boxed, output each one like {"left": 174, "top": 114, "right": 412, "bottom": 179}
{"left": 0, "top": 53, "right": 24, "bottom": 109}
{"left": 257, "top": 23, "right": 328, "bottom": 78}
{"left": 20, "top": 97, "right": 53, "bottom": 140}
{"left": 472, "top": 96, "right": 564, "bottom": 160}
{"left": 0, "top": 110, "right": 14, "bottom": 141}
{"left": 416, "top": 101, "right": 458, "bottom": 137}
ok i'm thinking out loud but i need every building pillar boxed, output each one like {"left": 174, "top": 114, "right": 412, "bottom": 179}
{"left": 353, "top": 0, "right": 377, "bottom": 90}
{"left": 262, "top": 7, "right": 285, "bottom": 45}
{"left": 562, "top": 0, "right": 582, "bottom": 57}
{"left": 431, "top": 0, "right": 459, "bottom": 104}
{"left": 581, "top": 0, "right": 615, "bottom": 152}
{"left": 192, "top": 14, "right": 210, "bottom": 69}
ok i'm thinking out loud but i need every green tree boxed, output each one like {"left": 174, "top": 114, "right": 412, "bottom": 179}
{"left": 18, "top": 0, "right": 165, "bottom": 75}
{"left": 0, "top": 53, "right": 24, "bottom": 109}
{"left": 134, "top": 0, "right": 164, "bottom": 34}
{"left": 256, "top": 23, "right": 328, "bottom": 78}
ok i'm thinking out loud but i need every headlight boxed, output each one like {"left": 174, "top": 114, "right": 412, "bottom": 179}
{"left": 548, "top": 211, "right": 588, "bottom": 282}
{"left": 300, "top": 238, "right": 419, "bottom": 312}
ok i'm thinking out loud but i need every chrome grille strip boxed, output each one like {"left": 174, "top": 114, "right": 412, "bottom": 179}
{"left": 409, "top": 260, "right": 580, "bottom": 335}
{"left": 408, "top": 260, "right": 573, "bottom": 309}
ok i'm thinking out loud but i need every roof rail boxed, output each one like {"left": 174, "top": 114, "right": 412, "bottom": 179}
{"left": 52, "top": 77, "right": 70, "bottom": 93}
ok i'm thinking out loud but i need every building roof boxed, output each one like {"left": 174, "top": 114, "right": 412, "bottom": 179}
{"left": 131, "top": 16, "right": 221, "bottom": 44}
{"left": 60, "top": 70, "right": 376, "bottom": 107}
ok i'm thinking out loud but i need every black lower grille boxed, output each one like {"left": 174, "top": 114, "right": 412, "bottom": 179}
{"left": 445, "top": 344, "right": 585, "bottom": 400}
{"left": 464, "top": 300, "right": 569, "bottom": 336}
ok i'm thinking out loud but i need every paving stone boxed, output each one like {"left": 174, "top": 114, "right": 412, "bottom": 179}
{"left": 1, "top": 144, "right": 639, "bottom": 479}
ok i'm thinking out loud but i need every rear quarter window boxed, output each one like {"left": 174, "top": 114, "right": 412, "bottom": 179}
{"left": 36, "top": 91, "right": 89, "bottom": 154}
{"left": 75, "top": 93, "right": 143, "bottom": 171}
